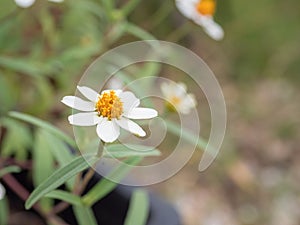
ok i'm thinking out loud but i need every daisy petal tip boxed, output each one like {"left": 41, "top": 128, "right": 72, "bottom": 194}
{"left": 139, "top": 131, "right": 147, "bottom": 137}
{"left": 61, "top": 97, "right": 68, "bottom": 104}
{"left": 147, "top": 109, "right": 158, "bottom": 118}
{"left": 99, "top": 135, "right": 119, "bottom": 143}
{"left": 67, "top": 115, "right": 73, "bottom": 124}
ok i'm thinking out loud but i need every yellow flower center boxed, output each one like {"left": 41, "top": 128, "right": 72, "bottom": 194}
{"left": 95, "top": 90, "right": 123, "bottom": 120}
{"left": 196, "top": 0, "right": 216, "bottom": 16}
{"left": 170, "top": 96, "right": 182, "bottom": 105}
{"left": 166, "top": 96, "right": 182, "bottom": 113}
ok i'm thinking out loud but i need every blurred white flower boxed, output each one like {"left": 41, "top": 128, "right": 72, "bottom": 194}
{"left": 0, "top": 183, "right": 5, "bottom": 200}
{"left": 161, "top": 82, "right": 197, "bottom": 114}
{"left": 14, "top": 0, "right": 63, "bottom": 8}
{"left": 175, "top": 0, "right": 224, "bottom": 40}
{"left": 61, "top": 86, "right": 158, "bottom": 143}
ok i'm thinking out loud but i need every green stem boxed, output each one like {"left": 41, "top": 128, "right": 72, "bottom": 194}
{"left": 51, "top": 143, "right": 104, "bottom": 215}
{"left": 167, "top": 22, "right": 192, "bottom": 42}
{"left": 122, "top": 0, "right": 142, "bottom": 16}
{"left": 148, "top": 1, "right": 173, "bottom": 30}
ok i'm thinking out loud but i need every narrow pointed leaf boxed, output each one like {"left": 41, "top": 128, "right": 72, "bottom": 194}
{"left": 124, "top": 189, "right": 149, "bottom": 225}
{"left": 165, "top": 119, "right": 208, "bottom": 151}
{"left": 104, "top": 144, "right": 161, "bottom": 158}
{"left": 83, "top": 156, "right": 142, "bottom": 206}
{"left": 73, "top": 205, "right": 97, "bottom": 225}
{"left": 45, "top": 190, "right": 82, "bottom": 206}
{"left": 0, "top": 197, "right": 8, "bottom": 225}
{"left": 8, "top": 111, "right": 76, "bottom": 148}
{"left": 0, "top": 166, "right": 21, "bottom": 178}
{"left": 25, "top": 155, "right": 98, "bottom": 209}
{"left": 40, "top": 130, "right": 75, "bottom": 189}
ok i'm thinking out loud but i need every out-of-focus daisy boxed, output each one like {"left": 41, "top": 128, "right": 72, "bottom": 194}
{"left": 175, "top": 0, "right": 224, "bottom": 40}
{"left": 161, "top": 82, "right": 197, "bottom": 114}
{"left": 14, "top": 0, "right": 63, "bottom": 8}
{"left": 61, "top": 86, "right": 158, "bottom": 143}
{"left": 0, "top": 183, "right": 5, "bottom": 200}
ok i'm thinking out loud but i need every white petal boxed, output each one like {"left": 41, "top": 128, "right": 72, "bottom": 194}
{"left": 175, "top": 0, "right": 198, "bottom": 20}
{"left": 101, "top": 89, "right": 122, "bottom": 96}
{"left": 116, "top": 118, "right": 146, "bottom": 137}
{"left": 48, "top": 0, "right": 63, "bottom": 2}
{"left": 96, "top": 119, "right": 120, "bottom": 143}
{"left": 119, "top": 91, "right": 140, "bottom": 113}
{"left": 161, "top": 83, "right": 173, "bottom": 99}
{"left": 14, "top": 0, "right": 35, "bottom": 7}
{"left": 203, "top": 20, "right": 224, "bottom": 41}
{"left": 68, "top": 112, "right": 102, "bottom": 126}
{"left": 77, "top": 86, "right": 99, "bottom": 102}
{"left": 195, "top": 17, "right": 224, "bottom": 41}
{"left": 0, "top": 183, "right": 5, "bottom": 200}
{"left": 176, "top": 94, "right": 197, "bottom": 114}
{"left": 125, "top": 108, "right": 158, "bottom": 119}
{"left": 162, "top": 82, "right": 187, "bottom": 99}
{"left": 61, "top": 96, "right": 95, "bottom": 111}
{"left": 183, "top": 94, "right": 197, "bottom": 107}
{"left": 174, "top": 82, "right": 188, "bottom": 97}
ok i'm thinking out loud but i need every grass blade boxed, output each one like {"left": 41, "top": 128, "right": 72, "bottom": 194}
{"left": 8, "top": 111, "right": 76, "bottom": 148}
{"left": 0, "top": 166, "right": 21, "bottom": 178}
{"left": 83, "top": 157, "right": 142, "bottom": 206}
{"left": 104, "top": 144, "right": 161, "bottom": 158}
{"left": 124, "top": 189, "right": 149, "bottom": 225}
{"left": 45, "top": 190, "right": 82, "bottom": 206}
{"left": 165, "top": 119, "right": 208, "bottom": 151}
{"left": 25, "top": 155, "right": 98, "bottom": 209}
{"left": 73, "top": 205, "right": 97, "bottom": 225}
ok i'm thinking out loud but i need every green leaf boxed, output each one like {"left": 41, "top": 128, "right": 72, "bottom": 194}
{"left": 0, "top": 75, "right": 18, "bottom": 114}
{"left": 0, "top": 166, "right": 21, "bottom": 178}
{"left": 38, "top": 130, "right": 75, "bottom": 189}
{"left": 139, "top": 62, "right": 161, "bottom": 78}
{"left": 24, "top": 77, "right": 54, "bottom": 115}
{"left": 45, "top": 190, "right": 82, "bottom": 206}
{"left": 126, "top": 22, "right": 156, "bottom": 40}
{"left": 41, "top": 130, "right": 75, "bottom": 166}
{"left": 122, "top": 0, "right": 142, "bottom": 16}
{"left": 73, "top": 205, "right": 97, "bottom": 225}
{"left": 33, "top": 129, "right": 56, "bottom": 211}
{"left": 101, "top": 0, "right": 114, "bottom": 16}
{"left": 0, "top": 197, "right": 8, "bottom": 225}
{"left": 8, "top": 111, "right": 76, "bottom": 148}
{"left": 33, "top": 129, "right": 55, "bottom": 186}
{"left": 25, "top": 155, "right": 98, "bottom": 209}
{"left": 165, "top": 119, "right": 208, "bottom": 151}
{"left": 104, "top": 144, "right": 161, "bottom": 158}
{"left": 83, "top": 157, "right": 142, "bottom": 206}
{"left": 106, "top": 22, "right": 128, "bottom": 45}
{"left": 124, "top": 189, "right": 149, "bottom": 225}
{"left": 0, "top": 56, "right": 46, "bottom": 78}
{"left": 1, "top": 118, "right": 32, "bottom": 160}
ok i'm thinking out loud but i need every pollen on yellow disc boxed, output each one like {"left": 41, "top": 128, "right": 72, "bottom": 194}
{"left": 96, "top": 91, "right": 123, "bottom": 120}
{"left": 196, "top": 0, "right": 216, "bottom": 16}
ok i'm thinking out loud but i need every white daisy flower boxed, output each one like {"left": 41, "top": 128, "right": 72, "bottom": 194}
{"left": 161, "top": 82, "right": 197, "bottom": 114}
{"left": 175, "top": 0, "right": 224, "bottom": 40}
{"left": 61, "top": 86, "right": 158, "bottom": 143}
{"left": 14, "top": 0, "right": 63, "bottom": 8}
{"left": 0, "top": 183, "right": 5, "bottom": 200}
